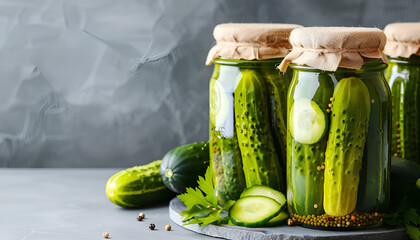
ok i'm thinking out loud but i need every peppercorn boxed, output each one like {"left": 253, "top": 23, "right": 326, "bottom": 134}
{"left": 137, "top": 216, "right": 143, "bottom": 221}
{"left": 102, "top": 232, "right": 109, "bottom": 238}
{"left": 139, "top": 212, "right": 145, "bottom": 219}
{"left": 149, "top": 224, "right": 155, "bottom": 230}
{"left": 165, "top": 225, "right": 171, "bottom": 231}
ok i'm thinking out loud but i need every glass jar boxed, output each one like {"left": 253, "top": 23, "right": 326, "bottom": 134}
{"left": 286, "top": 61, "right": 391, "bottom": 229}
{"left": 209, "top": 58, "right": 291, "bottom": 203}
{"left": 385, "top": 55, "right": 420, "bottom": 163}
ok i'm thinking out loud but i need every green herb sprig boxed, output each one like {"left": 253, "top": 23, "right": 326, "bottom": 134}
{"left": 177, "top": 166, "right": 235, "bottom": 225}
{"left": 384, "top": 178, "right": 420, "bottom": 240}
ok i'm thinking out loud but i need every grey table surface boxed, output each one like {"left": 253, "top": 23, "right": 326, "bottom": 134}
{"left": 0, "top": 168, "right": 215, "bottom": 240}
{"left": 1, "top": 168, "right": 409, "bottom": 240}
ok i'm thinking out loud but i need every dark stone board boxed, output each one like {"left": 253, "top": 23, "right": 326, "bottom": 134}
{"left": 169, "top": 198, "right": 408, "bottom": 240}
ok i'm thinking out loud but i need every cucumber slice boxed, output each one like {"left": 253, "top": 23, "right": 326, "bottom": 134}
{"left": 289, "top": 98, "right": 327, "bottom": 144}
{"left": 210, "top": 80, "right": 229, "bottom": 128}
{"left": 240, "top": 185, "right": 286, "bottom": 210}
{"left": 265, "top": 210, "right": 289, "bottom": 227}
{"left": 229, "top": 196, "right": 282, "bottom": 227}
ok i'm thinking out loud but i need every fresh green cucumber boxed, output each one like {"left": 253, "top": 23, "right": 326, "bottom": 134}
{"left": 229, "top": 196, "right": 282, "bottom": 227}
{"left": 323, "top": 77, "right": 371, "bottom": 216}
{"left": 106, "top": 160, "right": 175, "bottom": 208}
{"left": 240, "top": 185, "right": 286, "bottom": 210}
{"left": 289, "top": 98, "right": 327, "bottom": 145}
{"left": 234, "top": 69, "right": 284, "bottom": 192}
{"left": 265, "top": 210, "right": 289, "bottom": 227}
{"left": 160, "top": 142, "right": 209, "bottom": 194}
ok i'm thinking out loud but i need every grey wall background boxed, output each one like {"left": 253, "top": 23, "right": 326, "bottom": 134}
{"left": 0, "top": 0, "right": 419, "bottom": 167}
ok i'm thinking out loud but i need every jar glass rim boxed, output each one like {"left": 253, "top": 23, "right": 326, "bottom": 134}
{"left": 388, "top": 55, "right": 420, "bottom": 65}
{"left": 288, "top": 60, "right": 387, "bottom": 73}
{"left": 213, "top": 58, "right": 284, "bottom": 67}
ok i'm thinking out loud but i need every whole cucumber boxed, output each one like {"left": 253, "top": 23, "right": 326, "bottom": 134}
{"left": 234, "top": 69, "right": 284, "bottom": 192}
{"left": 106, "top": 160, "right": 174, "bottom": 208}
{"left": 323, "top": 77, "right": 371, "bottom": 216}
{"left": 287, "top": 73, "right": 333, "bottom": 216}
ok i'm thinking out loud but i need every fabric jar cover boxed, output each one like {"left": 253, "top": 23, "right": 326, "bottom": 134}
{"left": 384, "top": 22, "right": 420, "bottom": 58}
{"left": 279, "top": 27, "right": 387, "bottom": 72}
{"left": 206, "top": 23, "right": 302, "bottom": 65}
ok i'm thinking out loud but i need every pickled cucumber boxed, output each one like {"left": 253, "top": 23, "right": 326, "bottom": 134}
{"left": 287, "top": 73, "right": 333, "bottom": 216}
{"left": 260, "top": 68, "right": 289, "bottom": 171}
{"left": 323, "top": 77, "right": 371, "bottom": 216}
{"left": 356, "top": 75, "right": 391, "bottom": 213}
{"left": 234, "top": 69, "right": 284, "bottom": 192}
{"left": 210, "top": 65, "right": 246, "bottom": 204}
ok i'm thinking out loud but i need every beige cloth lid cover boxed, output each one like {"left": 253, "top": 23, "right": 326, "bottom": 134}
{"left": 384, "top": 22, "right": 420, "bottom": 58}
{"left": 206, "top": 23, "right": 302, "bottom": 65}
{"left": 279, "top": 27, "right": 387, "bottom": 72}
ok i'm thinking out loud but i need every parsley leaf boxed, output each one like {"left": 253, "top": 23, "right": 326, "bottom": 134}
{"left": 406, "top": 223, "right": 420, "bottom": 240}
{"left": 403, "top": 208, "right": 419, "bottom": 225}
{"left": 177, "top": 166, "right": 235, "bottom": 226}
{"left": 197, "top": 168, "right": 217, "bottom": 206}
{"left": 384, "top": 180, "right": 420, "bottom": 240}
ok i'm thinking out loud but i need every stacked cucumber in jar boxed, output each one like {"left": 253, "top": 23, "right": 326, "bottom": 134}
{"left": 206, "top": 24, "right": 301, "bottom": 204}
{"left": 383, "top": 23, "right": 420, "bottom": 164}
{"left": 279, "top": 27, "right": 391, "bottom": 229}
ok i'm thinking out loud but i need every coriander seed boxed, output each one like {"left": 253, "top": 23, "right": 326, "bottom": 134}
{"left": 165, "top": 225, "right": 171, "bottom": 231}
{"left": 102, "top": 232, "right": 109, "bottom": 238}
{"left": 139, "top": 212, "right": 145, "bottom": 219}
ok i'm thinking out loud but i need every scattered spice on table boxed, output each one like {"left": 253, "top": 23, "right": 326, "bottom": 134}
{"left": 149, "top": 224, "right": 155, "bottom": 230}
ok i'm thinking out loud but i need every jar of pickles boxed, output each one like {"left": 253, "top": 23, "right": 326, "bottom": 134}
{"left": 384, "top": 23, "right": 420, "bottom": 164}
{"left": 279, "top": 27, "right": 391, "bottom": 229}
{"left": 206, "top": 23, "right": 301, "bottom": 204}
